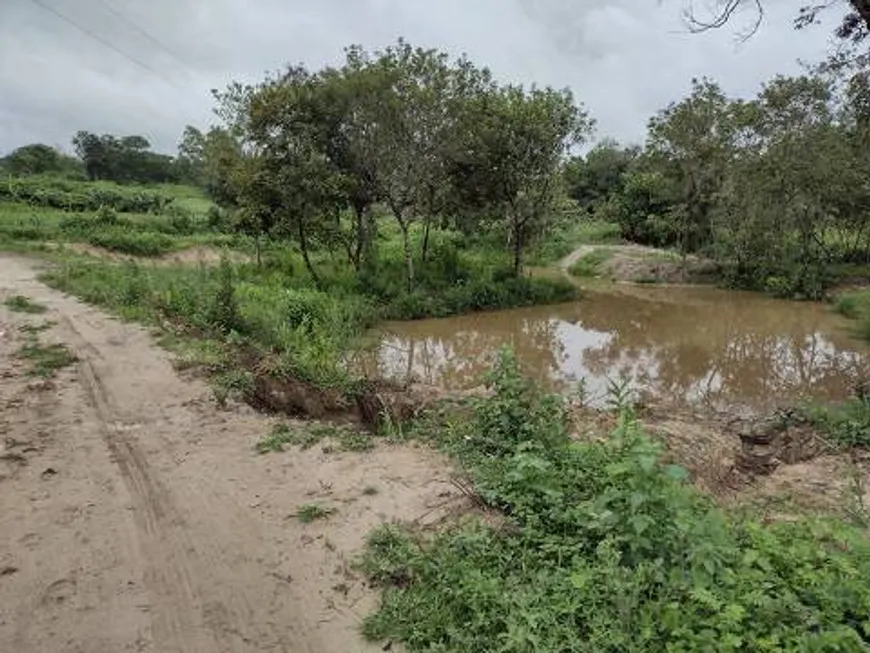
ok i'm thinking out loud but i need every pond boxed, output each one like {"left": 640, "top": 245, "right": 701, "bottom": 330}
{"left": 360, "top": 284, "right": 870, "bottom": 411}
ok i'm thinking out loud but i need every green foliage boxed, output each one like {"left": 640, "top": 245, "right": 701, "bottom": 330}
{"left": 0, "top": 176, "right": 173, "bottom": 214}
{"left": 601, "top": 170, "right": 680, "bottom": 248}
{"left": 803, "top": 397, "right": 870, "bottom": 448}
{"left": 17, "top": 340, "right": 78, "bottom": 378}
{"left": 294, "top": 503, "right": 336, "bottom": 523}
{"left": 255, "top": 421, "right": 374, "bottom": 454}
{"left": 72, "top": 131, "right": 179, "bottom": 184}
{"left": 2, "top": 143, "right": 84, "bottom": 178}
{"left": 4, "top": 295, "right": 47, "bottom": 314}
{"left": 210, "top": 259, "right": 243, "bottom": 333}
{"left": 360, "top": 350, "right": 870, "bottom": 651}
{"left": 86, "top": 229, "right": 175, "bottom": 257}
{"left": 528, "top": 214, "right": 622, "bottom": 266}
{"left": 568, "top": 249, "right": 612, "bottom": 278}
{"left": 382, "top": 275, "right": 576, "bottom": 321}
{"left": 834, "top": 289, "right": 870, "bottom": 342}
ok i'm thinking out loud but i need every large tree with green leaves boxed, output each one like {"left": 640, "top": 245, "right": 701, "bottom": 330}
{"left": 462, "top": 85, "right": 593, "bottom": 275}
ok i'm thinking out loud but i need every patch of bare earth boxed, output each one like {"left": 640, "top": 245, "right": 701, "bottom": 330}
{"left": 52, "top": 242, "right": 249, "bottom": 266}
{"left": 0, "top": 254, "right": 461, "bottom": 653}
{"left": 570, "top": 402, "right": 870, "bottom": 520}
{"left": 560, "top": 244, "right": 719, "bottom": 284}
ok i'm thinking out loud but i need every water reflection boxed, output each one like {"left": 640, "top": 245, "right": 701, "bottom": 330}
{"left": 361, "top": 285, "right": 870, "bottom": 410}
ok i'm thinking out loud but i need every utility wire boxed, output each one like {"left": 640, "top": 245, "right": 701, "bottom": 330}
{"left": 27, "top": 0, "right": 181, "bottom": 87}
{"left": 91, "top": 0, "right": 193, "bottom": 74}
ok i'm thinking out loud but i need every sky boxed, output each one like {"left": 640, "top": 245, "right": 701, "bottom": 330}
{"left": 0, "top": 0, "right": 840, "bottom": 155}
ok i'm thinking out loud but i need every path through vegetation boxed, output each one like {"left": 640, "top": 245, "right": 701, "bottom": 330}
{"left": 0, "top": 254, "right": 457, "bottom": 653}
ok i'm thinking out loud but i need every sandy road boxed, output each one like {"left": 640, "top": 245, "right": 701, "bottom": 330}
{"left": 0, "top": 254, "right": 457, "bottom": 653}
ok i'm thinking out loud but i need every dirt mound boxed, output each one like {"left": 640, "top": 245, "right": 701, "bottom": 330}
{"left": 561, "top": 244, "right": 719, "bottom": 284}
{"left": 59, "top": 242, "right": 249, "bottom": 267}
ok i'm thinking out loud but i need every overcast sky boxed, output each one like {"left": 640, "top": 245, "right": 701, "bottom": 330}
{"left": 0, "top": 0, "right": 839, "bottom": 155}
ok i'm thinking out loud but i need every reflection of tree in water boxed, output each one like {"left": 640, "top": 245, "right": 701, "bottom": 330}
{"left": 371, "top": 311, "right": 567, "bottom": 389}
{"left": 369, "top": 288, "right": 870, "bottom": 408}
{"left": 576, "top": 291, "right": 870, "bottom": 408}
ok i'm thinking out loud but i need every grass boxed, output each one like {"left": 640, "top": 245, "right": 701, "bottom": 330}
{"left": 357, "top": 348, "right": 870, "bottom": 652}
{"left": 528, "top": 218, "right": 622, "bottom": 266}
{"left": 4, "top": 294, "right": 47, "bottom": 314}
{"left": 18, "top": 321, "right": 54, "bottom": 334}
{"left": 17, "top": 340, "right": 78, "bottom": 377}
{"left": 256, "top": 422, "right": 375, "bottom": 454}
{"left": 568, "top": 248, "right": 613, "bottom": 278}
{"left": 801, "top": 397, "right": 870, "bottom": 448}
{"left": 294, "top": 503, "right": 336, "bottom": 524}
{"left": 834, "top": 289, "right": 870, "bottom": 341}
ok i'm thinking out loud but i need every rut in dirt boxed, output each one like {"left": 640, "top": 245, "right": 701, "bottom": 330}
{"left": 0, "top": 254, "right": 457, "bottom": 653}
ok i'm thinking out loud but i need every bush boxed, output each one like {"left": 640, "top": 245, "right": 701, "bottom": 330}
{"left": 0, "top": 176, "right": 173, "bottom": 214}
{"left": 360, "top": 349, "right": 870, "bottom": 652}
{"left": 87, "top": 229, "right": 174, "bottom": 257}
{"left": 382, "top": 276, "right": 576, "bottom": 320}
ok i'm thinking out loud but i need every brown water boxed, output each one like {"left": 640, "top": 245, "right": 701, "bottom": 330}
{"left": 360, "top": 284, "right": 870, "bottom": 411}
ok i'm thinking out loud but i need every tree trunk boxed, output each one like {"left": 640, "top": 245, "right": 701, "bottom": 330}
{"left": 512, "top": 217, "right": 524, "bottom": 277}
{"left": 421, "top": 214, "right": 433, "bottom": 262}
{"left": 352, "top": 204, "right": 365, "bottom": 270}
{"left": 297, "top": 216, "right": 321, "bottom": 289}
{"left": 389, "top": 202, "right": 415, "bottom": 292}
{"left": 256, "top": 233, "right": 262, "bottom": 268}
{"left": 401, "top": 221, "right": 415, "bottom": 292}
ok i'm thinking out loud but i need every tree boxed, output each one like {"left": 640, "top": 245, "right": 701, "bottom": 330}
{"left": 175, "top": 125, "right": 207, "bottom": 185}
{"left": 71, "top": 131, "right": 176, "bottom": 183}
{"left": 1, "top": 144, "right": 83, "bottom": 177}
{"left": 562, "top": 139, "right": 639, "bottom": 209}
{"left": 468, "top": 85, "right": 593, "bottom": 275}
{"left": 336, "top": 40, "right": 459, "bottom": 290}
{"left": 683, "top": 0, "right": 870, "bottom": 45}
{"left": 646, "top": 78, "right": 737, "bottom": 254}
{"left": 242, "top": 67, "right": 350, "bottom": 285}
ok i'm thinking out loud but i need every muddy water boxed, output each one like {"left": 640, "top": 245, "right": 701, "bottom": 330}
{"left": 361, "top": 284, "right": 870, "bottom": 411}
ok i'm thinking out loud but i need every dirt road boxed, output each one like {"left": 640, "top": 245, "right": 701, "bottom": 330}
{"left": 0, "top": 254, "right": 457, "bottom": 652}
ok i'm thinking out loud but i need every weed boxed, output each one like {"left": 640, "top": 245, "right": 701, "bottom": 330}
{"left": 4, "top": 295, "right": 47, "bottom": 314}
{"left": 255, "top": 422, "right": 371, "bottom": 453}
{"left": 255, "top": 423, "right": 303, "bottom": 453}
{"left": 210, "top": 258, "right": 242, "bottom": 334}
{"left": 17, "top": 340, "right": 78, "bottom": 377}
{"left": 359, "top": 349, "right": 870, "bottom": 651}
{"left": 294, "top": 503, "right": 335, "bottom": 524}
{"left": 802, "top": 397, "right": 870, "bottom": 448}
{"left": 604, "top": 376, "right": 635, "bottom": 412}
{"left": 362, "top": 485, "right": 379, "bottom": 496}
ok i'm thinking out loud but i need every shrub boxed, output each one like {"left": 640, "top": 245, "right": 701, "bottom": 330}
{"left": 0, "top": 176, "right": 173, "bottom": 214}
{"left": 86, "top": 229, "right": 174, "bottom": 257}
{"left": 360, "top": 349, "right": 870, "bottom": 652}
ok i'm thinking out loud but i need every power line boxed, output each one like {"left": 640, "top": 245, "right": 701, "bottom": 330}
{"left": 91, "top": 0, "right": 192, "bottom": 73}
{"left": 27, "top": 0, "right": 180, "bottom": 87}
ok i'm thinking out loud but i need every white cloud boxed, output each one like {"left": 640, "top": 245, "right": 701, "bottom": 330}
{"left": 0, "top": 0, "right": 839, "bottom": 154}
